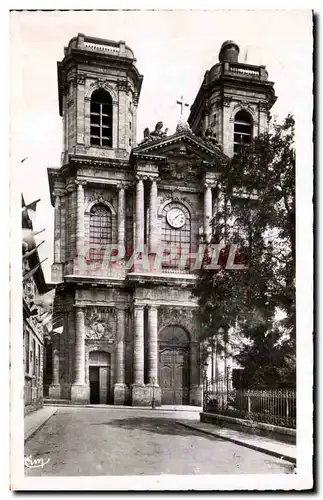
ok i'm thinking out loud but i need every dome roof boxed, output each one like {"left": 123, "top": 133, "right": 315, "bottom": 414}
{"left": 218, "top": 40, "right": 240, "bottom": 63}
{"left": 220, "top": 40, "right": 239, "bottom": 51}
{"left": 176, "top": 118, "right": 191, "bottom": 133}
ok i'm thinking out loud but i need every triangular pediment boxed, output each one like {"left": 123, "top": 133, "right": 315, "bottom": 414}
{"left": 131, "top": 130, "right": 228, "bottom": 168}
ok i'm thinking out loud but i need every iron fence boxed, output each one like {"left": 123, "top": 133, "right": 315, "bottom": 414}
{"left": 203, "top": 379, "right": 296, "bottom": 429}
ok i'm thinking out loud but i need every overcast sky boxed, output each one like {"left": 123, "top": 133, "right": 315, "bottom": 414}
{"left": 10, "top": 10, "right": 312, "bottom": 282}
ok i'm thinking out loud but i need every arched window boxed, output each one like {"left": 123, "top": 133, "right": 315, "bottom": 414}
{"left": 89, "top": 204, "right": 112, "bottom": 262}
{"left": 161, "top": 202, "right": 191, "bottom": 272}
{"left": 90, "top": 89, "right": 113, "bottom": 147}
{"left": 234, "top": 110, "right": 253, "bottom": 154}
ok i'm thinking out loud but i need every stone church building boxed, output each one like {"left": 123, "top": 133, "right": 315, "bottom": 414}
{"left": 47, "top": 34, "right": 276, "bottom": 406}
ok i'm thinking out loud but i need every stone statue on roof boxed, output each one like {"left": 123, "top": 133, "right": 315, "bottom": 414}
{"left": 140, "top": 121, "right": 168, "bottom": 144}
{"left": 203, "top": 127, "right": 222, "bottom": 149}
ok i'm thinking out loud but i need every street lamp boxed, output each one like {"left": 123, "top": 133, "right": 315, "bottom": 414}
{"left": 226, "top": 365, "right": 231, "bottom": 395}
{"left": 203, "top": 361, "right": 209, "bottom": 411}
{"left": 151, "top": 377, "right": 156, "bottom": 410}
{"left": 203, "top": 361, "right": 209, "bottom": 383}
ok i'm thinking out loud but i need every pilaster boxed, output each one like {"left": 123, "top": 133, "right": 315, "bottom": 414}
{"left": 49, "top": 337, "right": 61, "bottom": 399}
{"left": 135, "top": 175, "right": 145, "bottom": 249}
{"left": 71, "top": 305, "right": 88, "bottom": 402}
{"left": 149, "top": 178, "right": 159, "bottom": 254}
{"left": 117, "top": 183, "right": 126, "bottom": 251}
{"left": 114, "top": 306, "right": 127, "bottom": 404}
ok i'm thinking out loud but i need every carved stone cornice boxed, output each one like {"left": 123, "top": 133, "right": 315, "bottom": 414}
{"left": 222, "top": 95, "right": 232, "bottom": 107}
{"left": 258, "top": 102, "right": 268, "bottom": 113}
{"left": 117, "top": 80, "right": 130, "bottom": 94}
{"left": 75, "top": 179, "right": 87, "bottom": 187}
{"left": 135, "top": 174, "right": 148, "bottom": 182}
{"left": 203, "top": 180, "right": 216, "bottom": 189}
{"left": 76, "top": 73, "right": 86, "bottom": 85}
{"left": 53, "top": 188, "right": 65, "bottom": 198}
{"left": 116, "top": 181, "right": 131, "bottom": 190}
{"left": 65, "top": 182, "right": 77, "bottom": 193}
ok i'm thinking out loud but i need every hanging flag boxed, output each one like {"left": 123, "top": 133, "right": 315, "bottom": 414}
{"left": 22, "top": 258, "right": 48, "bottom": 282}
{"left": 22, "top": 199, "right": 41, "bottom": 213}
{"left": 52, "top": 326, "right": 63, "bottom": 335}
{"left": 39, "top": 313, "right": 52, "bottom": 327}
{"left": 22, "top": 240, "right": 45, "bottom": 259}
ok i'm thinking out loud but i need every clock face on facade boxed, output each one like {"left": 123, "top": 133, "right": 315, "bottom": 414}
{"left": 166, "top": 207, "right": 186, "bottom": 229}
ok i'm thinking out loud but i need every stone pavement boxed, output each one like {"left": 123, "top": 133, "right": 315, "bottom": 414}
{"left": 26, "top": 405, "right": 296, "bottom": 467}
{"left": 24, "top": 407, "right": 294, "bottom": 476}
{"left": 25, "top": 404, "right": 200, "bottom": 443}
{"left": 177, "top": 420, "right": 296, "bottom": 465}
{"left": 25, "top": 406, "right": 57, "bottom": 442}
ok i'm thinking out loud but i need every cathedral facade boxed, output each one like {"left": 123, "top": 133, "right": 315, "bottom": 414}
{"left": 47, "top": 35, "right": 276, "bottom": 406}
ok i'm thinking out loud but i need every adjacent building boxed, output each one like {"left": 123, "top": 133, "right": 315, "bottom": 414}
{"left": 22, "top": 196, "right": 48, "bottom": 414}
{"left": 46, "top": 35, "right": 276, "bottom": 406}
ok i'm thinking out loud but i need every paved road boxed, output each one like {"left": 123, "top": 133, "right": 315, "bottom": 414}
{"left": 24, "top": 407, "right": 293, "bottom": 476}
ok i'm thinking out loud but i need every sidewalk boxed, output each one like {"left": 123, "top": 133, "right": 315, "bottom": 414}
{"left": 177, "top": 420, "right": 297, "bottom": 465}
{"left": 43, "top": 401, "right": 202, "bottom": 412}
{"left": 24, "top": 406, "right": 57, "bottom": 442}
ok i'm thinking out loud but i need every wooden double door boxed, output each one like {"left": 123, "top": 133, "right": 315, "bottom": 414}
{"left": 159, "top": 345, "right": 190, "bottom": 405}
{"left": 89, "top": 351, "right": 111, "bottom": 404}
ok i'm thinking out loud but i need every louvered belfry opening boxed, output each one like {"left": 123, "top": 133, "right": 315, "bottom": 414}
{"left": 90, "top": 88, "right": 113, "bottom": 147}
{"left": 233, "top": 110, "right": 253, "bottom": 154}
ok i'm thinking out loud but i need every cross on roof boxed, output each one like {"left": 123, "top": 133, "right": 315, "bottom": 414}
{"left": 176, "top": 95, "right": 189, "bottom": 117}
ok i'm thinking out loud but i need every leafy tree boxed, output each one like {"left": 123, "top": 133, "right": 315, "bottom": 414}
{"left": 193, "top": 115, "right": 296, "bottom": 387}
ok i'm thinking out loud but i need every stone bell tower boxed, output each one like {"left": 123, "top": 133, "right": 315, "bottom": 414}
{"left": 50, "top": 34, "right": 143, "bottom": 283}
{"left": 188, "top": 40, "right": 276, "bottom": 157}
{"left": 57, "top": 33, "right": 143, "bottom": 164}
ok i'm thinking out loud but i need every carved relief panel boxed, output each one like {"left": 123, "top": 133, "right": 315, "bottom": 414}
{"left": 85, "top": 306, "right": 116, "bottom": 342}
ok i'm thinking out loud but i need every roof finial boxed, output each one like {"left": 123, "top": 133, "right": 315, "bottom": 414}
{"left": 176, "top": 95, "right": 191, "bottom": 134}
{"left": 176, "top": 95, "right": 189, "bottom": 118}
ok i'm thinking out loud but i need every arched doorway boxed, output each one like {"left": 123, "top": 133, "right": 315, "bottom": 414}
{"left": 89, "top": 350, "right": 111, "bottom": 404}
{"left": 159, "top": 326, "right": 190, "bottom": 405}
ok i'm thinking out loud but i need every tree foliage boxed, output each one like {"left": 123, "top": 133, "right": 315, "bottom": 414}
{"left": 193, "top": 115, "right": 296, "bottom": 387}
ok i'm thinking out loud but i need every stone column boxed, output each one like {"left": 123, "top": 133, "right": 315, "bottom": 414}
{"left": 117, "top": 82, "right": 128, "bottom": 150}
{"left": 114, "top": 307, "right": 127, "bottom": 404}
{"left": 135, "top": 176, "right": 145, "bottom": 249}
{"left": 222, "top": 97, "right": 233, "bottom": 157}
{"left": 52, "top": 190, "right": 64, "bottom": 282}
{"left": 65, "top": 183, "right": 77, "bottom": 269}
{"left": 132, "top": 305, "right": 151, "bottom": 406}
{"left": 147, "top": 306, "right": 158, "bottom": 383}
{"left": 49, "top": 338, "right": 61, "bottom": 399}
{"left": 133, "top": 306, "right": 144, "bottom": 385}
{"left": 204, "top": 183, "right": 213, "bottom": 243}
{"left": 147, "top": 305, "right": 161, "bottom": 407}
{"left": 60, "top": 192, "right": 66, "bottom": 263}
{"left": 53, "top": 192, "right": 61, "bottom": 263}
{"left": 76, "top": 74, "right": 85, "bottom": 144}
{"left": 149, "top": 178, "right": 158, "bottom": 254}
{"left": 71, "top": 306, "right": 88, "bottom": 402}
{"left": 76, "top": 180, "right": 86, "bottom": 257}
{"left": 132, "top": 95, "right": 138, "bottom": 147}
{"left": 118, "top": 184, "right": 126, "bottom": 252}
{"left": 84, "top": 96, "right": 91, "bottom": 148}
